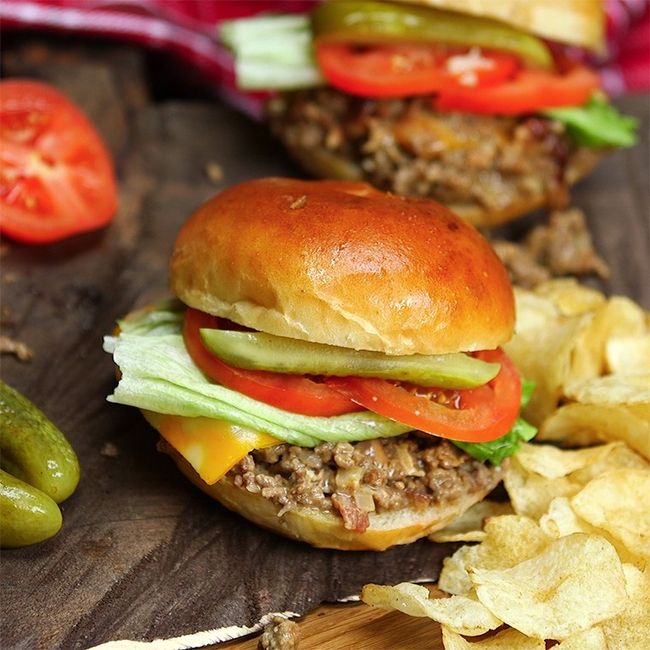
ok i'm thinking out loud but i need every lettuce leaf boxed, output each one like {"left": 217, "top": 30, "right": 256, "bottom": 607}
{"left": 105, "top": 304, "right": 535, "bottom": 464}
{"left": 543, "top": 95, "right": 638, "bottom": 148}
{"left": 105, "top": 327, "right": 412, "bottom": 447}
{"left": 452, "top": 379, "right": 537, "bottom": 465}
{"left": 219, "top": 14, "right": 324, "bottom": 91}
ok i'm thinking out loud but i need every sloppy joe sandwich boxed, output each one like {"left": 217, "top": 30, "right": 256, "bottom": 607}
{"left": 104, "top": 178, "right": 535, "bottom": 550}
{"left": 220, "top": 0, "right": 637, "bottom": 227}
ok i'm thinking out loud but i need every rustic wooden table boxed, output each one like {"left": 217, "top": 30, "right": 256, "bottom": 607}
{"left": 1, "top": 38, "right": 648, "bottom": 649}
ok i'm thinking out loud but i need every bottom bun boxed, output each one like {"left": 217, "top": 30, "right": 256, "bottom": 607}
{"left": 162, "top": 443, "right": 504, "bottom": 551}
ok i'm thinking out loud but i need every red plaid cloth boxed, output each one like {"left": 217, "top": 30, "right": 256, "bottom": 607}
{"left": 1, "top": 0, "right": 648, "bottom": 117}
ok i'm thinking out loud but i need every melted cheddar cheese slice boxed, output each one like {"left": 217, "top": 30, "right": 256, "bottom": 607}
{"left": 143, "top": 411, "right": 279, "bottom": 484}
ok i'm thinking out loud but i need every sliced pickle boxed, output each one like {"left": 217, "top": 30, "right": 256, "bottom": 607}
{"left": 200, "top": 329, "right": 500, "bottom": 389}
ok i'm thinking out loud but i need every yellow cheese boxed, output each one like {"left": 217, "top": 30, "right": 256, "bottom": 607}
{"left": 143, "top": 411, "right": 279, "bottom": 485}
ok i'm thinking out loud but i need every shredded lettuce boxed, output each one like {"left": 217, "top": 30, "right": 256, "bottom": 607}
{"left": 544, "top": 94, "right": 638, "bottom": 148}
{"left": 105, "top": 304, "right": 535, "bottom": 463}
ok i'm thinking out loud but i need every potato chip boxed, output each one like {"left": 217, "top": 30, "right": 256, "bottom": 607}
{"left": 539, "top": 402, "right": 650, "bottom": 461}
{"left": 441, "top": 626, "right": 544, "bottom": 649}
{"left": 538, "top": 496, "right": 642, "bottom": 565}
{"left": 511, "top": 288, "right": 560, "bottom": 333}
{"left": 437, "top": 516, "right": 549, "bottom": 598}
{"left": 503, "top": 456, "right": 580, "bottom": 519}
{"left": 533, "top": 278, "right": 606, "bottom": 317}
{"left": 538, "top": 497, "right": 592, "bottom": 538}
{"left": 607, "top": 334, "right": 650, "bottom": 375}
{"left": 569, "top": 441, "right": 649, "bottom": 485}
{"left": 602, "top": 564, "right": 650, "bottom": 650}
{"left": 555, "top": 626, "right": 607, "bottom": 649}
{"left": 565, "top": 373, "right": 650, "bottom": 405}
{"left": 471, "top": 534, "right": 627, "bottom": 640}
{"left": 571, "top": 469, "right": 650, "bottom": 560}
{"left": 505, "top": 315, "right": 589, "bottom": 425}
{"left": 361, "top": 583, "right": 501, "bottom": 636}
{"left": 428, "top": 500, "right": 513, "bottom": 543}
{"left": 513, "top": 442, "right": 616, "bottom": 479}
{"left": 476, "top": 515, "right": 550, "bottom": 570}
{"left": 566, "top": 296, "right": 647, "bottom": 384}
{"left": 438, "top": 544, "right": 479, "bottom": 597}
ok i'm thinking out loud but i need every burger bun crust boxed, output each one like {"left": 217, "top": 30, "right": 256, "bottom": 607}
{"left": 171, "top": 178, "right": 514, "bottom": 355}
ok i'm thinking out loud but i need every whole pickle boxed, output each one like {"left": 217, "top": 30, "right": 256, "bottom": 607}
{"left": 0, "top": 381, "right": 79, "bottom": 548}
{"left": 0, "top": 469, "right": 62, "bottom": 548}
{"left": 0, "top": 381, "right": 80, "bottom": 503}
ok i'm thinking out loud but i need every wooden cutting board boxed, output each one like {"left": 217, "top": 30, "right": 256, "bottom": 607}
{"left": 221, "top": 586, "right": 447, "bottom": 650}
{"left": 1, "top": 36, "right": 648, "bottom": 650}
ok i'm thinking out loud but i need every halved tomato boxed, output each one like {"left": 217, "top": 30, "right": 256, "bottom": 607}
{"left": 0, "top": 79, "right": 117, "bottom": 244}
{"left": 316, "top": 42, "right": 519, "bottom": 98}
{"left": 183, "top": 308, "right": 362, "bottom": 417}
{"left": 325, "top": 349, "right": 521, "bottom": 442}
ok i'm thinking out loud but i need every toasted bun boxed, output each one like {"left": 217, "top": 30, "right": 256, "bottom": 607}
{"left": 398, "top": 0, "right": 604, "bottom": 50}
{"left": 164, "top": 443, "right": 504, "bottom": 551}
{"left": 171, "top": 178, "right": 514, "bottom": 355}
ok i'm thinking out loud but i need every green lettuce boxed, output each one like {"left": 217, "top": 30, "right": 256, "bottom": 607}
{"left": 219, "top": 14, "right": 324, "bottom": 91}
{"left": 453, "top": 379, "right": 537, "bottom": 465}
{"left": 105, "top": 311, "right": 412, "bottom": 447}
{"left": 105, "top": 304, "right": 535, "bottom": 463}
{"left": 543, "top": 94, "right": 638, "bottom": 148}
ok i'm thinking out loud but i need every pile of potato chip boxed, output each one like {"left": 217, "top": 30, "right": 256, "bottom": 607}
{"left": 362, "top": 281, "right": 650, "bottom": 648}
{"left": 506, "top": 279, "right": 650, "bottom": 457}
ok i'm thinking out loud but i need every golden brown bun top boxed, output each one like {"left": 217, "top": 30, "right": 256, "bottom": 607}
{"left": 171, "top": 178, "right": 514, "bottom": 355}
{"left": 396, "top": 0, "right": 604, "bottom": 51}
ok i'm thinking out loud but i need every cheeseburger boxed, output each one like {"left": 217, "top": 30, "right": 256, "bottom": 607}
{"left": 220, "top": 0, "right": 637, "bottom": 227}
{"left": 105, "top": 178, "right": 534, "bottom": 550}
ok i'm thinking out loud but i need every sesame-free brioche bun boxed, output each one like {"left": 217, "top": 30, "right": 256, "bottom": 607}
{"left": 171, "top": 178, "right": 514, "bottom": 355}
{"left": 162, "top": 442, "right": 504, "bottom": 551}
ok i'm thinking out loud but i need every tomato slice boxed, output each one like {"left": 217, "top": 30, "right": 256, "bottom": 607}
{"left": 183, "top": 308, "right": 362, "bottom": 417}
{"left": 0, "top": 79, "right": 117, "bottom": 244}
{"left": 316, "top": 43, "right": 519, "bottom": 98}
{"left": 325, "top": 349, "right": 521, "bottom": 442}
{"left": 436, "top": 65, "right": 600, "bottom": 115}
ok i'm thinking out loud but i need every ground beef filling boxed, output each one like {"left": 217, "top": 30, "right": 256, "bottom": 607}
{"left": 228, "top": 435, "right": 501, "bottom": 533}
{"left": 268, "top": 88, "right": 575, "bottom": 215}
{"left": 491, "top": 208, "right": 610, "bottom": 288}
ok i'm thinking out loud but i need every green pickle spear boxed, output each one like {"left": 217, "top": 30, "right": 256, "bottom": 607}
{"left": 200, "top": 329, "right": 500, "bottom": 389}
{"left": 311, "top": 1, "right": 553, "bottom": 69}
{"left": 0, "top": 381, "right": 80, "bottom": 547}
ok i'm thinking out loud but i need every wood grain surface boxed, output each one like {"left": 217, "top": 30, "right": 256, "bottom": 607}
{"left": 220, "top": 586, "right": 447, "bottom": 650}
{"left": 1, "top": 38, "right": 648, "bottom": 650}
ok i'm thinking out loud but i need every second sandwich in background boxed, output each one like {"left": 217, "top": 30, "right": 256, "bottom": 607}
{"left": 221, "top": 0, "right": 638, "bottom": 227}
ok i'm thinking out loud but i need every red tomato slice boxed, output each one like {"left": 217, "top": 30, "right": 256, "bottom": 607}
{"left": 316, "top": 43, "right": 518, "bottom": 98}
{"left": 325, "top": 349, "right": 521, "bottom": 442}
{"left": 436, "top": 65, "right": 600, "bottom": 115}
{"left": 183, "top": 308, "right": 362, "bottom": 417}
{"left": 0, "top": 79, "right": 117, "bottom": 244}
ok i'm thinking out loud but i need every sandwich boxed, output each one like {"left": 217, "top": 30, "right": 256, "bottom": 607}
{"left": 219, "top": 0, "right": 637, "bottom": 227}
{"left": 104, "top": 177, "right": 535, "bottom": 550}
